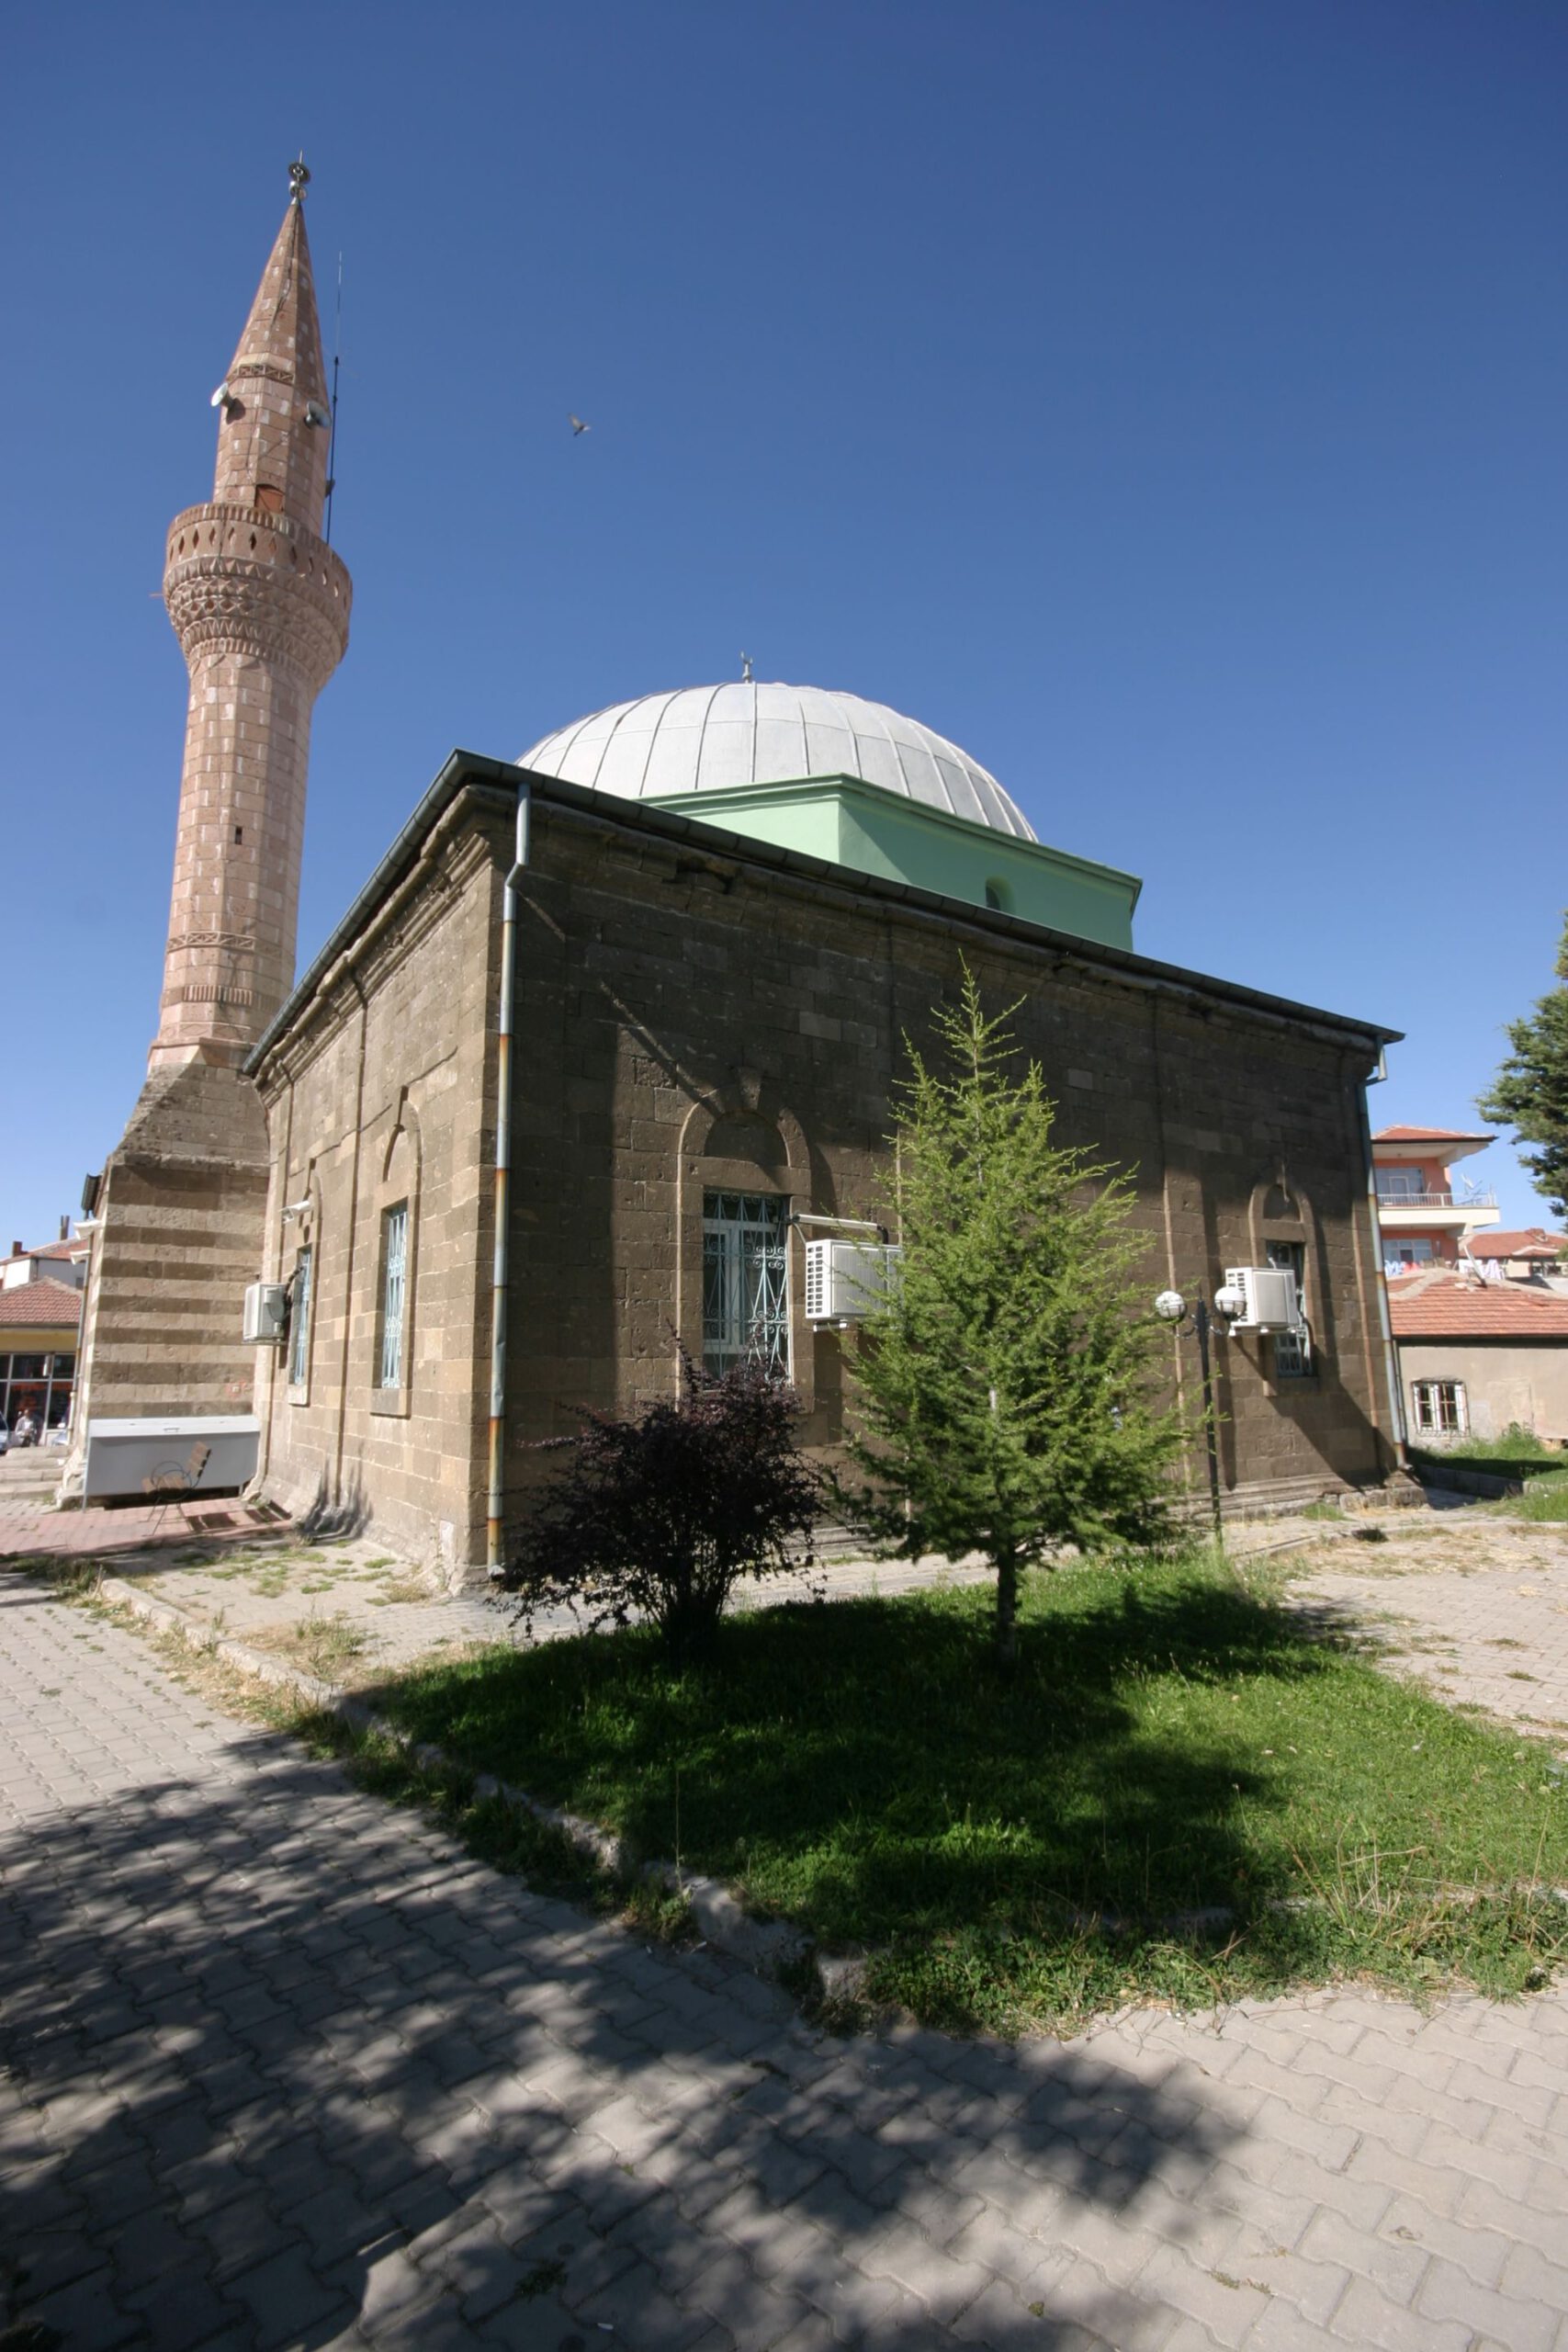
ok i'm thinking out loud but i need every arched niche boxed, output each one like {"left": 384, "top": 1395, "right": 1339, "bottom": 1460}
{"left": 369, "top": 1091, "right": 423, "bottom": 1416}
{"left": 1246, "top": 1162, "right": 1332, "bottom": 1391}
{"left": 675, "top": 1083, "right": 816, "bottom": 1409}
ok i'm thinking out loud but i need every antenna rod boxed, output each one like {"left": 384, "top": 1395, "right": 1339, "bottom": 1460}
{"left": 324, "top": 251, "right": 343, "bottom": 546}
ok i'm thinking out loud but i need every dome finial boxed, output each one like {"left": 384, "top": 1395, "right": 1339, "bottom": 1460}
{"left": 740, "top": 650, "right": 754, "bottom": 684}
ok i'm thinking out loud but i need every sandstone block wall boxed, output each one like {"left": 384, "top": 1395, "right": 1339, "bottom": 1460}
{"left": 68, "top": 1062, "right": 271, "bottom": 1453}
{"left": 254, "top": 769, "right": 1399, "bottom": 1572}
{"left": 254, "top": 797, "right": 503, "bottom": 1571}
{"left": 502, "top": 793, "right": 1397, "bottom": 1531}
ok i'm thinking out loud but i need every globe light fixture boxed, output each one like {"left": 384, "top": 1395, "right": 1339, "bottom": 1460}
{"left": 1153, "top": 1283, "right": 1224, "bottom": 1541}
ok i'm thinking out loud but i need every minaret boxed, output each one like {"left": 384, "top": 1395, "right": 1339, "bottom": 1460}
{"left": 155, "top": 159, "right": 351, "bottom": 1065}
{"left": 64, "top": 165, "right": 352, "bottom": 1475}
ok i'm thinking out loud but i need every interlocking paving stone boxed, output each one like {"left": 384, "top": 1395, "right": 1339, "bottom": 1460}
{"left": 3, "top": 1566, "right": 1568, "bottom": 2351}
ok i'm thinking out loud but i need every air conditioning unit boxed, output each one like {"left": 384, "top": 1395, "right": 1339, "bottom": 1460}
{"left": 1220, "top": 1266, "right": 1303, "bottom": 1336}
{"left": 805, "top": 1239, "right": 901, "bottom": 1323}
{"left": 243, "top": 1281, "right": 288, "bottom": 1344}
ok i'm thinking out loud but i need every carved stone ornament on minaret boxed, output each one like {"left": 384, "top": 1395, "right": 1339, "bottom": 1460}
{"left": 153, "top": 159, "right": 352, "bottom": 1069}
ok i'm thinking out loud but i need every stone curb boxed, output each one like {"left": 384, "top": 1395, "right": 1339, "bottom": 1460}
{"left": 94, "top": 1571, "right": 818, "bottom": 1989}
{"left": 86, "top": 1563, "right": 1567, "bottom": 2024}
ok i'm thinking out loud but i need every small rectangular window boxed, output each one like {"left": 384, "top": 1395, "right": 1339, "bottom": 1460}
{"left": 288, "top": 1246, "right": 311, "bottom": 1387}
{"left": 1412, "top": 1379, "right": 1467, "bottom": 1437}
{"left": 379, "top": 1205, "right": 409, "bottom": 1389}
{"left": 1267, "top": 1239, "right": 1312, "bottom": 1379}
{"left": 1384, "top": 1238, "right": 1435, "bottom": 1274}
{"left": 702, "top": 1191, "right": 788, "bottom": 1378}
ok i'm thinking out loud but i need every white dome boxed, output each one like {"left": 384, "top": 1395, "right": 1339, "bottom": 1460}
{"left": 518, "top": 683, "right": 1035, "bottom": 841}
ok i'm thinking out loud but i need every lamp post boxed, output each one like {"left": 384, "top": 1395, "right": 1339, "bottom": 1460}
{"left": 1155, "top": 1287, "right": 1224, "bottom": 1542}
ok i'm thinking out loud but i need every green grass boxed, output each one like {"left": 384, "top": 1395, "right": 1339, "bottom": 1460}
{"left": 1427, "top": 1424, "right": 1559, "bottom": 1463}
{"left": 1495, "top": 1470, "right": 1568, "bottom": 1523}
{"left": 355, "top": 1554, "right": 1568, "bottom": 2033}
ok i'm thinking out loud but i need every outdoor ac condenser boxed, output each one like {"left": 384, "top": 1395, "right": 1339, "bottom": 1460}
{"left": 804, "top": 1239, "right": 901, "bottom": 1323}
{"left": 1220, "top": 1266, "right": 1303, "bottom": 1336}
{"left": 243, "top": 1282, "right": 288, "bottom": 1344}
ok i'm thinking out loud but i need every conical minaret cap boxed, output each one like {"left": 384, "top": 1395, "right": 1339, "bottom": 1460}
{"left": 228, "top": 182, "right": 327, "bottom": 402}
{"left": 211, "top": 169, "right": 331, "bottom": 527}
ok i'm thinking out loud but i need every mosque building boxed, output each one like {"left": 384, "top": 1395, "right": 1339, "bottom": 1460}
{"left": 69, "top": 169, "right": 1407, "bottom": 1572}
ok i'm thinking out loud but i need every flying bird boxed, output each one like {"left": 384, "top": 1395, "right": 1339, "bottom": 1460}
{"left": 570, "top": 413, "right": 592, "bottom": 436}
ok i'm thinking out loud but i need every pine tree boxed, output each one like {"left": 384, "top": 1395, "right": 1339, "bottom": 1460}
{"left": 840, "top": 967, "right": 1185, "bottom": 1665}
{"left": 1478, "top": 913, "right": 1568, "bottom": 1221}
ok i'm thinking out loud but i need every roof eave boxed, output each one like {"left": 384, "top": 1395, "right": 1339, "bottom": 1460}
{"left": 248, "top": 753, "right": 1403, "bottom": 1076}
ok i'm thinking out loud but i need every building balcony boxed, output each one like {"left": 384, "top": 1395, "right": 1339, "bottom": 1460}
{"left": 1375, "top": 1192, "right": 1499, "bottom": 1232}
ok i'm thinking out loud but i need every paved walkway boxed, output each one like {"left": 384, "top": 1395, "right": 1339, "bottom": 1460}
{"left": 3, "top": 1572, "right": 1568, "bottom": 2350}
{"left": 1292, "top": 1518, "right": 1568, "bottom": 1753}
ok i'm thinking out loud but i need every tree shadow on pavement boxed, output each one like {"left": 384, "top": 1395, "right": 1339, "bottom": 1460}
{"left": 0, "top": 1706, "right": 1247, "bottom": 2350}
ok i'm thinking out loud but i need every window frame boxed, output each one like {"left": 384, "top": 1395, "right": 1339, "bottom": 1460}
{"left": 288, "top": 1244, "right": 312, "bottom": 1390}
{"left": 377, "top": 1202, "right": 410, "bottom": 1396}
{"left": 1266, "top": 1238, "right": 1314, "bottom": 1381}
{"left": 1411, "top": 1378, "right": 1467, "bottom": 1438}
{"left": 702, "top": 1190, "right": 791, "bottom": 1380}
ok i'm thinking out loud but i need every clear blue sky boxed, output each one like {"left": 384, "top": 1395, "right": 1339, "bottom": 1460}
{"left": 3, "top": 1, "right": 1563, "bottom": 1247}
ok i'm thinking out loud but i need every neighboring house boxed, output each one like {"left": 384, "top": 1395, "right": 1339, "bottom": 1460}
{"left": 1, "top": 1235, "right": 90, "bottom": 1294}
{"left": 1466, "top": 1228, "right": 1568, "bottom": 1294}
{"left": 1387, "top": 1270, "right": 1568, "bottom": 1446}
{"left": 0, "top": 1240, "right": 85, "bottom": 1436}
{"left": 1372, "top": 1125, "right": 1500, "bottom": 1275}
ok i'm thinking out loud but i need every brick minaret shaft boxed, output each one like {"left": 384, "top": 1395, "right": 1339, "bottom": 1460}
{"left": 154, "top": 165, "right": 351, "bottom": 1068}
{"left": 62, "top": 167, "right": 353, "bottom": 1477}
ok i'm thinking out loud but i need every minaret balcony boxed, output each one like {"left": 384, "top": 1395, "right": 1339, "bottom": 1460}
{"left": 164, "top": 500, "right": 351, "bottom": 688}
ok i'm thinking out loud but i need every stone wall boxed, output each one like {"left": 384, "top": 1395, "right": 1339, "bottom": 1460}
{"left": 253, "top": 767, "right": 1402, "bottom": 1572}
{"left": 502, "top": 790, "right": 1397, "bottom": 1532}
{"left": 66, "top": 1062, "right": 271, "bottom": 1464}
{"left": 252, "top": 794, "right": 503, "bottom": 1574}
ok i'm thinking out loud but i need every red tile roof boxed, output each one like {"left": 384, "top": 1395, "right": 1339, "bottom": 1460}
{"left": 1387, "top": 1272, "right": 1568, "bottom": 1338}
{"left": 0, "top": 1280, "right": 83, "bottom": 1330}
{"left": 1372, "top": 1125, "right": 1494, "bottom": 1146}
{"left": 1468, "top": 1228, "right": 1566, "bottom": 1261}
{"left": 0, "top": 1280, "right": 85, "bottom": 1331}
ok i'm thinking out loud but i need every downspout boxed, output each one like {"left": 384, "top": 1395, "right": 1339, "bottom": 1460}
{"left": 333, "top": 977, "right": 370, "bottom": 1505}
{"left": 487, "top": 782, "right": 531, "bottom": 1573}
{"left": 255, "top": 1066, "right": 296, "bottom": 1492}
{"left": 1357, "top": 1047, "right": 1408, "bottom": 1464}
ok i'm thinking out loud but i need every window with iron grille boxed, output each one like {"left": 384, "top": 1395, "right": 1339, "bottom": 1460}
{"left": 379, "top": 1204, "right": 409, "bottom": 1389}
{"left": 1267, "top": 1238, "right": 1313, "bottom": 1379}
{"left": 703, "top": 1192, "right": 789, "bottom": 1377}
{"left": 1411, "top": 1378, "right": 1466, "bottom": 1437}
{"left": 288, "top": 1246, "right": 311, "bottom": 1387}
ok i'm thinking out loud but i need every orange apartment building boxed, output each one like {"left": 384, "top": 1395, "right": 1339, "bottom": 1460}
{"left": 1372, "top": 1125, "right": 1500, "bottom": 1276}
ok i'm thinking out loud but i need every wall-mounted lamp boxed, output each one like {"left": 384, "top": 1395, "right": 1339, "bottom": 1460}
{"left": 1153, "top": 1286, "right": 1225, "bottom": 1540}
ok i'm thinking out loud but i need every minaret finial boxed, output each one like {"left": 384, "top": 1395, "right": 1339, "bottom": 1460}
{"left": 289, "top": 155, "right": 310, "bottom": 204}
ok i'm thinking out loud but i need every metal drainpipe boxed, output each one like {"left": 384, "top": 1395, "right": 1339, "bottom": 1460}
{"left": 1358, "top": 1048, "right": 1408, "bottom": 1464}
{"left": 487, "top": 784, "right": 531, "bottom": 1573}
